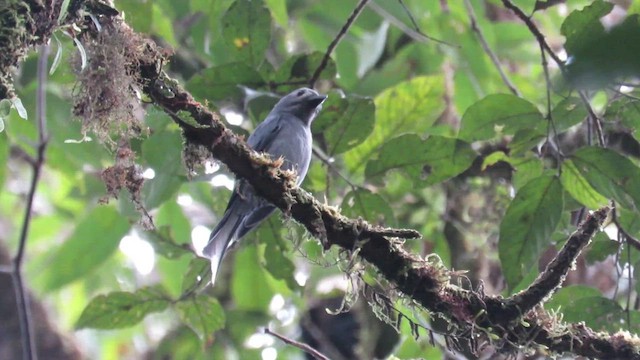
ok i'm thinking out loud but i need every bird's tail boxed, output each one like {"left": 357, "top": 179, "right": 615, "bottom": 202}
{"left": 202, "top": 211, "right": 243, "bottom": 286}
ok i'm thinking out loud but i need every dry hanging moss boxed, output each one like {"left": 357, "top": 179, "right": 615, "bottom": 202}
{"left": 72, "top": 19, "right": 158, "bottom": 144}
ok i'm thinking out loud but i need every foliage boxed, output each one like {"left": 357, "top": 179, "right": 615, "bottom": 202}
{"left": 3, "top": 0, "right": 640, "bottom": 359}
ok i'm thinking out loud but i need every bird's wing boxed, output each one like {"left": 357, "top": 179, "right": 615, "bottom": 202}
{"left": 247, "top": 114, "right": 283, "bottom": 152}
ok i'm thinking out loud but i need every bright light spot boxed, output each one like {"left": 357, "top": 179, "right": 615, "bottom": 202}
{"left": 557, "top": 49, "right": 568, "bottom": 62}
{"left": 261, "top": 347, "right": 277, "bottom": 360}
{"left": 205, "top": 161, "right": 220, "bottom": 174}
{"left": 294, "top": 271, "right": 308, "bottom": 286}
{"left": 557, "top": 3, "right": 568, "bottom": 16}
{"left": 211, "top": 174, "right": 235, "bottom": 190}
{"left": 119, "top": 233, "right": 156, "bottom": 275}
{"left": 245, "top": 333, "right": 274, "bottom": 349}
{"left": 191, "top": 225, "right": 211, "bottom": 256}
{"left": 620, "top": 85, "right": 634, "bottom": 94}
{"left": 316, "top": 275, "right": 348, "bottom": 294}
{"left": 142, "top": 168, "right": 155, "bottom": 179}
{"left": 177, "top": 194, "right": 193, "bottom": 206}
{"left": 222, "top": 109, "right": 245, "bottom": 126}
{"left": 276, "top": 307, "right": 296, "bottom": 325}
{"left": 285, "top": 38, "right": 296, "bottom": 53}
{"left": 269, "top": 294, "right": 285, "bottom": 313}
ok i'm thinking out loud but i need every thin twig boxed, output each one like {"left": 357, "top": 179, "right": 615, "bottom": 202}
{"left": 312, "top": 147, "right": 359, "bottom": 191}
{"left": 500, "top": 0, "right": 605, "bottom": 147}
{"left": 309, "top": 0, "right": 370, "bottom": 87}
{"left": 539, "top": 43, "right": 563, "bottom": 166}
{"left": 393, "top": 0, "right": 453, "bottom": 46}
{"left": 13, "top": 44, "right": 50, "bottom": 360}
{"left": 368, "top": 2, "right": 430, "bottom": 43}
{"left": 264, "top": 327, "right": 330, "bottom": 360}
{"left": 464, "top": 0, "right": 520, "bottom": 96}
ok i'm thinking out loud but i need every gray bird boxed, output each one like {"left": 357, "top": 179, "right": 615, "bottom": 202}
{"left": 203, "top": 88, "right": 327, "bottom": 285}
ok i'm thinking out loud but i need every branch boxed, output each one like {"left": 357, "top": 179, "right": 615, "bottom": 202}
{"left": 4, "top": 2, "right": 640, "bottom": 359}
{"left": 464, "top": 0, "right": 521, "bottom": 97}
{"left": 506, "top": 208, "right": 609, "bottom": 319}
{"left": 500, "top": 0, "right": 605, "bottom": 147}
{"left": 309, "top": 0, "right": 370, "bottom": 87}
{"left": 12, "top": 43, "right": 50, "bottom": 360}
{"left": 264, "top": 327, "right": 330, "bottom": 360}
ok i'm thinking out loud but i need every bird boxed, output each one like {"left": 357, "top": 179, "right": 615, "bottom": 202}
{"left": 202, "top": 87, "right": 327, "bottom": 285}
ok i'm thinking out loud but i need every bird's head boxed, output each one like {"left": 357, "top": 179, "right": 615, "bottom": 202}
{"left": 273, "top": 88, "right": 327, "bottom": 125}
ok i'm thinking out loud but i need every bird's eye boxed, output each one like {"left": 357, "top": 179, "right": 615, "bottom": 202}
{"left": 296, "top": 90, "right": 305, "bottom": 97}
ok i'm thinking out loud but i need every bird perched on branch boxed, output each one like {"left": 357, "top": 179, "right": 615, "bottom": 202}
{"left": 202, "top": 88, "right": 327, "bottom": 285}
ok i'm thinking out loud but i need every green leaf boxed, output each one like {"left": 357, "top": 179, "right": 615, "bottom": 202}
{"left": 560, "top": 0, "right": 613, "bottom": 54}
{"left": 459, "top": 94, "right": 542, "bottom": 141}
{"left": 558, "top": 296, "right": 640, "bottom": 333}
{"left": 146, "top": 226, "right": 191, "bottom": 259}
{"left": 499, "top": 175, "right": 564, "bottom": 290}
{"left": 231, "top": 246, "right": 272, "bottom": 311}
{"left": 264, "top": 0, "right": 287, "bottom": 27}
{"left": 187, "top": 62, "right": 265, "bottom": 103}
{"left": 0, "top": 99, "right": 11, "bottom": 117}
{"left": 181, "top": 257, "right": 212, "bottom": 294}
{"left": 344, "top": 76, "right": 445, "bottom": 172}
{"left": 606, "top": 93, "right": 640, "bottom": 131}
{"left": 222, "top": 0, "right": 272, "bottom": 67}
{"left": 264, "top": 238, "right": 298, "bottom": 290}
{"left": 40, "top": 206, "right": 130, "bottom": 291}
{"left": 0, "top": 134, "right": 8, "bottom": 188}
{"left": 364, "top": 134, "right": 476, "bottom": 186}
{"left": 544, "top": 285, "right": 602, "bottom": 312}
{"left": 585, "top": 232, "right": 617, "bottom": 264}
{"left": 76, "top": 286, "right": 170, "bottom": 329}
{"left": 312, "top": 94, "right": 375, "bottom": 156}
{"left": 341, "top": 189, "right": 396, "bottom": 226}
{"left": 570, "top": 147, "right": 640, "bottom": 210}
{"left": 176, "top": 295, "right": 225, "bottom": 341}
{"left": 547, "top": 96, "right": 588, "bottom": 133}
{"left": 142, "top": 130, "right": 185, "bottom": 209}
{"left": 272, "top": 52, "right": 336, "bottom": 91}
{"left": 560, "top": 159, "right": 609, "bottom": 209}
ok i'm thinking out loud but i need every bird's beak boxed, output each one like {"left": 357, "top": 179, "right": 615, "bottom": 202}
{"left": 309, "top": 94, "right": 327, "bottom": 108}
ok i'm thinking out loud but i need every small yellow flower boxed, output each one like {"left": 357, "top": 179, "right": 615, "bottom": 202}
{"left": 233, "top": 37, "right": 250, "bottom": 48}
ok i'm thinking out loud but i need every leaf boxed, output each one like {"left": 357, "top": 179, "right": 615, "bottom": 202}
{"left": 364, "top": 134, "right": 476, "bottom": 186}
{"left": 312, "top": 95, "right": 375, "bottom": 156}
{"left": 0, "top": 134, "right": 7, "bottom": 187}
{"left": 560, "top": 0, "right": 613, "bottom": 54}
{"left": 176, "top": 295, "right": 225, "bottom": 341}
{"left": 142, "top": 130, "right": 185, "bottom": 209}
{"left": 570, "top": 147, "right": 640, "bottom": 210}
{"left": 181, "top": 257, "right": 212, "bottom": 294}
{"left": 560, "top": 159, "right": 609, "bottom": 209}
{"left": 272, "top": 52, "right": 336, "bottom": 91}
{"left": 40, "top": 206, "right": 130, "bottom": 291}
{"left": 187, "top": 62, "right": 265, "bottom": 103}
{"left": 11, "top": 98, "right": 28, "bottom": 120}
{"left": 547, "top": 96, "right": 587, "bottom": 133}
{"left": 146, "top": 226, "right": 191, "bottom": 259}
{"left": 76, "top": 286, "right": 170, "bottom": 329}
{"left": 344, "top": 76, "right": 445, "bottom": 172}
{"left": 558, "top": 296, "right": 640, "bottom": 333}
{"left": 231, "top": 246, "right": 273, "bottom": 311}
{"left": 0, "top": 99, "right": 11, "bottom": 117}
{"left": 341, "top": 189, "right": 396, "bottom": 226}
{"left": 585, "top": 232, "right": 617, "bottom": 264}
{"left": 264, "top": 0, "right": 288, "bottom": 27}
{"left": 544, "top": 285, "right": 602, "bottom": 312}
{"left": 264, "top": 239, "right": 297, "bottom": 290}
{"left": 459, "top": 94, "right": 542, "bottom": 142}
{"left": 499, "top": 175, "right": 564, "bottom": 290}
{"left": 222, "top": 0, "right": 272, "bottom": 67}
